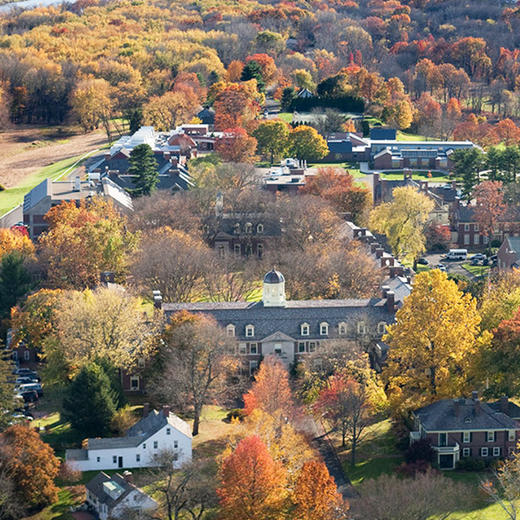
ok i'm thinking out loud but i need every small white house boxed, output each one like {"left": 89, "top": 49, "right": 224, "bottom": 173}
{"left": 66, "top": 407, "right": 192, "bottom": 471}
{"left": 85, "top": 471, "right": 158, "bottom": 520}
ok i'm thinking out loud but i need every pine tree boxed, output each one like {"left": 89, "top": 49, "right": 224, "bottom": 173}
{"left": 0, "top": 252, "right": 32, "bottom": 320}
{"left": 62, "top": 363, "right": 117, "bottom": 437}
{"left": 128, "top": 144, "right": 159, "bottom": 196}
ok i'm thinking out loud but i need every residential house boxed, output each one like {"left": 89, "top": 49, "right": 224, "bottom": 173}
{"left": 159, "top": 269, "right": 399, "bottom": 373}
{"left": 498, "top": 236, "right": 520, "bottom": 269}
{"left": 410, "top": 393, "right": 520, "bottom": 470}
{"left": 66, "top": 407, "right": 192, "bottom": 471}
{"left": 85, "top": 471, "right": 157, "bottom": 520}
{"left": 22, "top": 177, "right": 133, "bottom": 240}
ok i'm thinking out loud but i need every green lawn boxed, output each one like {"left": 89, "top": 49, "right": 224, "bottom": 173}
{"left": 25, "top": 488, "right": 84, "bottom": 520}
{"left": 397, "top": 130, "right": 430, "bottom": 141}
{"left": 462, "top": 263, "right": 491, "bottom": 278}
{"left": 378, "top": 169, "right": 456, "bottom": 182}
{"left": 0, "top": 150, "right": 98, "bottom": 217}
{"left": 277, "top": 112, "right": 293, "bottom": 123}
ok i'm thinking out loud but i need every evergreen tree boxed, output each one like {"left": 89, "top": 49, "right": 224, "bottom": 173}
{"left": 62, "top": 363, "right": 117, "bottom": 437}
{"left": 241, "top": 61, "right": 265, "bottom": 91}
{"left": 0, "top": 355, "right": 16, "bottom": 431}
{"left": 0, "top": 252, "right": 32, "bottom": 320}
{"left": 280, "top": 87, "right": 296, "bottom": 112}
{"left": 128, "top": 144, "right": 159, "bottom": 197}
{"left": 451, "top": 148, "right": 485, "bottom": 201}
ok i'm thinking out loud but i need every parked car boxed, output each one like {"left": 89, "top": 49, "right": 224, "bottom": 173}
{"left": 16, "top": 390, "right": 38, "bottom": 403}
{"left": 13, "top": 368, "right": 40, "bottom": 380}
{"left": 436, "top": 264, "right": 447, "bottom": 272}
{"left": 471, "top": 253, "right": 486, "bottom": 261}
{"left": 471, "top": 257, "right": 481, "bottom": 266}
{"left": 417, "top": 258, "right": 429, "bottom": 265}
{"left": 15, "top": 376, "right": 38, "bottom": 385}
{"left": 17, "top": 383, "right": 43, "bottom": 397}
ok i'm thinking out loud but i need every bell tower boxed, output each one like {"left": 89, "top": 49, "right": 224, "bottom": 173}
{"left": 262, "top": 269, "right": 286, "bottom": 307}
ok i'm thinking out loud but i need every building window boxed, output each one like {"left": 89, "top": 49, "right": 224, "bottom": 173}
{"left": 463, "top": 431, "right": 471, "bottom": 443}
{"left": 509, "top": 430, "right": 516, "bottom": 441}
{"left": 97, "top": 456, "right": 100, "bottom": 462}
{"left": 166, "top": 428, "right": 171, "bottom": 435}
{"left": 234, "top": 223, "right": 240, "bottom": 234}
{"left": 464, "top": 223, "right": 470, "bottom": 232}
{"left": 113, "top": 456, "right": 117, "bottom": 464}
{"left": 257, "top": 244, "right": 263, "bottom": 259}
{"left": 320, "top": 322, "right": 329, "bottom": 336}
{"left": 174, "top": 440, "right": 178, "bottom": 449}
{"left": 462, "top": 448, "right": 471, "bottom": 457}
{"left": 249, "top": 343, "right": 258, "bottom": 355}
{"left": 377, "top": 322, "right": 387, "bottom": 334}
{"left": 487, "top": 431, "right": 495, "bottom": 442}
{"left": 245, "top": 222, "right": 252, "bottom": 234}
{"left": 143, "top": 443, "right": 146, "bottom": 449}
{"left": 357, "top": 321, "right": 366, "bottom": 335}
{"left": 301, "top": 323, "right": 310, "bottom": 336}
{"left": 257, "top": 223, "right": 264, "bottom": 234}
{"left": 309, "top": 342, "right": 316, "bottom": 353}
{"left": 481, "top": 447, "right": 489, "bottom": 457}
{"left": 298, "top": 342, "right": 305, "bottom": 353}
{"left": 438, "top": 432, "right": 447, "bottom": 447}
{"left": 153, "top": 441, "right": 158, "bottom": 449}
{"left": 474, "top": 224, "right": 479, "bottom": 231}
{"left": 130, "top": 376, "right": 140, "bottom": 391}
{"left": 234, "top": 244, "right": 241, "bottom": 256}
{"left": 249, "top": 360, "right": 258, "bottom": 374}
{"left": 473, "top": 234, "right": 479, "bottom": 245}
{"left": 239, "top": 343, "right": 247, "bottom": 355}
{"left": 136, "top": 454, "right": 141, "bottom": 462}
{"left": 245, "top": 325, "right": 254, "bottom": 337}
{"left": 464, "top": 234, "right": 470, "bottom": 245}
{"left": 338, "top": 322, "right": 347, "bottom": 336}
{"left": 226, "top": 324, "right": 235, "bottom": 337}
{"left": 218, "top": 245, "right": 225, "bottom": 257}
{"left": 24, "top": 350, "right": 30, "bottom": 361}
{"left": 493, "top": 447, "right": 501, "bottom": 457}
{"left": 137, "top": 357, "right": 145, "bottom": 368}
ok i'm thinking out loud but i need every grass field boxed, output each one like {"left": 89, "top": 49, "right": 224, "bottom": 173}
{"left": 0, "top": 150, "right": 98, "bottom": 217}
{"left": 397, "top": 130, "right": 430, "bottom": 141}
{"left": 277, "top": 112, "right": 293, "bottom": 123}
{"left": 378, "top": 169, "right": 456, "bottom": 182}
{"left": 463, "top": 263, "right": 491, "bottom": 278}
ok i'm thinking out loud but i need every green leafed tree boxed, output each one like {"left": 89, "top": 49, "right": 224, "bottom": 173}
{"left": 252, "top": 120, "right": 289, "bottom": 164}
{"left": 0, "top": 356, "right": 16, "bottom": 431}
{"left": 450, "top": 148, "right": 485, "bottom": 201}
{"left": 128, "top": 144, "right": 159, "bottom": 197}
{"left": 0, "top": 252, "right": 32, "bottom": 321}
{"left": 62, "top": 362, "right": 117, "bottom": 437}
{"left": 287, "top": 125, "right": 328, "bottom": 162}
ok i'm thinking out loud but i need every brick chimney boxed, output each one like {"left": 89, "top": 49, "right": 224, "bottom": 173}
{"left": 162, "top": 405, "right": 170, "bottom": 418}
{"left": 499, "top": 396, "right": 509, "bottom": 413}
{"left": 381, "top": 285, "right": 390, "bottom": 298}
{"left": 142, "top": 403, "right": 150, "bottom": 417}
{"left": 386, "top": 291, "right": 395, "bottom": 312}
{"left": 472, "top": 391, "right": 481, "bottom": 414}
{"left": 375, "top": 247, "right": 384, "bottom": 258}
{"left": 370, "top": 242, "right": 379, "bottom": 254}
{"left": 153, "top": 290, "right": 162, "bottom": 309}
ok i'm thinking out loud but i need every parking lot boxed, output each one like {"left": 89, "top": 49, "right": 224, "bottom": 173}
{"left": 421, "top": 253, "right": 492, "bottom": 280}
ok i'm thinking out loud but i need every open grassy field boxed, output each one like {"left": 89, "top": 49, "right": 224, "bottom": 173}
{"left": 462, "top": 263, "right": 491, "bottom": 278}
{"left": 378, "top": 169, "right": 457, "bottom": 182}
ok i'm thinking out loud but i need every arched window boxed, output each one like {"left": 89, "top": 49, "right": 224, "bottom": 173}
{"left": 233, "top": 223, "right": 240, "bottom": 234}
{"left": 377, "top": 322, "right": 387, "bottom": 334}
{"left": 245, "top": 324, "right": 255, "bottom": 337}
{"left": 338, "top": 322, "right": 347, "bottom": 336}
{"left": 257, "top": 223, "right": 264, "bottom": 234}
{"left": 357, "top": 321, "right": 367, "bottom": 335}
{"left": 320, "top": 322, "right": 329, "bottom": 336}
{"left": 301, "top": 323, "right": 310, "bottom": 336}
{"left": 245, "top": 222, "right": 253, "bottom": 234}
{"left": 226, "top": 324, "right": 235, "bottom": 337}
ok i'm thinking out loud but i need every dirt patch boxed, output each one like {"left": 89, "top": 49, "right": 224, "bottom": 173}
{"left": 0, "top": 125, "right": 108, "bottom": 188}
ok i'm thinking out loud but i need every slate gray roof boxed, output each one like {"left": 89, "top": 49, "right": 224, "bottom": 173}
{"left": 415, "top": 398, "right": 519, "bottom": 431}
{"left": 163, "top": 298, "right": 394, "bottom": 340}
{"left": 505, "top": 236, "right": 520, "bottom": 254}
{"left": 488, "top": 400, "right": 520, "bottom": 419}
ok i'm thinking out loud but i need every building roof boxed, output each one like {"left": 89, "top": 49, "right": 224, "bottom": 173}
{"left": 86, "top": 472, "right": 155, "bottom": 509}
{"left": 414, "top": 397, "right": 519, "bottom": 431}
{"left": 505, "top": 236, "right": 520, "bottom": 254}
{"left": 264, "top": 269, "right": 284, "bottom": 284}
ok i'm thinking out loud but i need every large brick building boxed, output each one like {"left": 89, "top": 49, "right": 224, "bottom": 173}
{"left": 411, "top": 393, "right": 520, "bottom": 470}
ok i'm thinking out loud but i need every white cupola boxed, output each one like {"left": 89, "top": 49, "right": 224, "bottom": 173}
{"left": 262, "top": 269, "right": 286, "bottom": 307}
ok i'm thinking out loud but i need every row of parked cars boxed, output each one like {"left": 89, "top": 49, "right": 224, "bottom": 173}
{"left": 10, "top": 367, "right": 43, "bottom": 403}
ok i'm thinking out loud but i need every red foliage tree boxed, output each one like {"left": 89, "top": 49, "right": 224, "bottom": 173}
{"left": 217, "top": 435, "right": 287, "bottom": 520}
{"left": 473, "top": 180, "right": 506, "bottom": 241}
{"left": 214, "top": 127, "right": 257, "bottom": 163}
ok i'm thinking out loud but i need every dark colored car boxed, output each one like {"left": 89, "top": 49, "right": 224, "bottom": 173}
{"left": 17, "top": 390, "right": 38, "bottom": 403}
{"left": 417, "top": 258, "right": 429, "bottom": 265}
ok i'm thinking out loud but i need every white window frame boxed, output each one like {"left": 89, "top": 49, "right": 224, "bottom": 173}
{"left": 249, "top": 343, "right": 258, "bottom": 355}
{"left": 226, "top": 324, "right": 235, "bottom": 337}
{"left": 493, "top": 447, "right": 501, "bottom": 457}
{"left": 462, "top": 447, "right": 471, "bottom": 457}
{"left": 509, "top": 430, "right": 516, "bottom": 441}
{"left": 245, "top": 222, "right": 252, "bottom": 234}
{"left": 481, "top": 447, "right": 488, "bottom": 457}
{"left": 153, "top": 441, "right": 158, "bottom": 449}
{"left": 257, "top": 223, "right": 264, "bottom": 234}
{"left": 309, "top": 342, "right": 316, "bottom": 353}
{"left": 245, "top": 325, "right": 255, "bottom": 337}
{"left": 301, "top": 323, "right": 310, "bottom": 336}
{"left": 357, "top": 321, "right": 367, "bottom": 335}
{"left": 130, "top": 376, "right": 140, "bottom": 391}
{"left": 487, "top": 431, "right": 495, "bottom": 442}
{"left": 298, "top": 342, "right": 306, "bottom": 353}
{"left": 234, "top": 244, "right": 241, "bottom": 256}
{"left": 464, "top": 223, "right": 470, "bottom": 231}
{"left": 338, "top": 322, "right": 347, "bottom": 336}
{"left": 463, "top": 431, "right": 471, "bottom": 443}
{"left": 23, "top": 350, "right": 30, "bottom": 361}
{"left": 377, "top": 322, "right": 387, "bottom": 334}
{"left": 320, "top": 322, "right": 329, "bottom": 336}
{"left": 166, "top": 428, "right": 171, "bottom": 435}
{"left": 136, "top": 454, "right": 140, "bottom": 462}
{"left": 238, "top": 343, "right": 247, "bottom": 355}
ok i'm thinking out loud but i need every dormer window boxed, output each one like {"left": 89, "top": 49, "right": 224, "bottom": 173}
{"left": 357, "top": 321, "right": 367, "bottom": 335}
{"left": 377, "top": 322, "right": 387, "bottom": 334}
{"left": 245, "top": 222, "right": 252, "bottom": 234}
{"left": 245, "top": 324, "right": 255, "bottom": 337}
{"left": 226, "top": 324, "right": 235, "bottom": 337}
{"left": 338, "top": 322, "right": 347, "bottom": 336}
{"left": 301, "top": 323, "right": 310, "bottom": 336}
{"left": 257, "top": 223, "right": 264, "bottom": 234}
{"left": 320, "top": 322, "right": 329, "bottom": 336}
{"left": 234, "top": 223, "right": 240, "bottom": 234}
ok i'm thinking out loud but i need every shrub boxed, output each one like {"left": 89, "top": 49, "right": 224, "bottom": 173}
{"left": 456, "top": 457, "right": 486, "bottom": 471}
{"left": 405, "top": 438, "right": 436, "bottom": 464}
{"left": 58, "top": 462, "right": 82, "bottom": 483}
{"left": 110, "top": 405, "right": 138, "bottom": 435}
{"left": 397, "top": 460, "right": 436, "bottom": 477}
{"left": 226, "top": 409, "right": 246, "bottom": 422}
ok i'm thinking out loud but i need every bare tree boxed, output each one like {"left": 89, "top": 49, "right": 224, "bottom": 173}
{"left": 145, "top": 452, "right": 217, "bottom": 520}
{"left": 151, "top": 314, "right": 238, "bottom": 436}
{"left": 350, "top": 471, "right": 474, "bottom": 520}
{"left": 131, "top": 227, "right": 213, "bottom": 302}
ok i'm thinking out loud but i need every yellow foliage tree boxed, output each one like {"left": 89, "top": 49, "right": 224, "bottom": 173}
{"left": 70, "top": 78, "right": 113, "bottom": 132}
{"left": 0, "top": 229, "right": 35, "bottom": 261}
{"left": 369, "top": 186, "right": 434, "bottom": 264}
{"left": 382, "top": 270, "right": 487, "bottom": 416}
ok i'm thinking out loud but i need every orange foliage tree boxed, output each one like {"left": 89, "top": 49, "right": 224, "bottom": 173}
{"left": 227, "top": 60, "right": 244, "bottom": 82}
{"left": 213, "top": 84, "right": 260, "bottom": 130}
{"left": 245, "top": 53, "right": 277, "bottom": 85}
{"left": 0, "top": 228, "right": 35, "bottom": 260}
{"left": 495, "top": 118, "right": 520, "bottom": 146}
{"left": 218, "top": 435, "right": 288, "bottom": 520}
{"left": 0, "top": 425, "right": 60, "bottom": 509}
{"left": 473, "top": 180, "right": 506, "bottom": 241}
{"left": 292, "top": 460, "right": 345, "bottom": 520}
{"left": 243, "top": 355, "right": 294, "bottom": 417}
{"left": 302, "top": 167, "right": 370, "bottom": 224}
{"left": 214, "top": 127, "right": 258, "bottom": 163}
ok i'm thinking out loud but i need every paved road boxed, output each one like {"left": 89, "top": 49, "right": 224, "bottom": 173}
{"left": 422, "top": 253, "right": 481, "bottom": 280}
